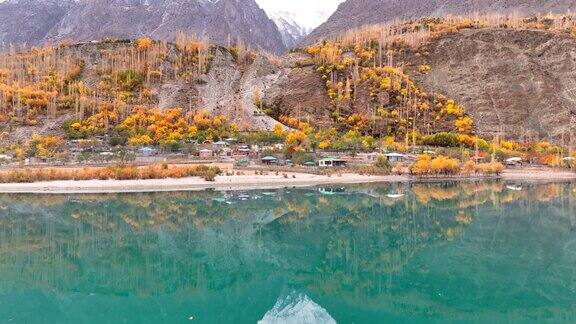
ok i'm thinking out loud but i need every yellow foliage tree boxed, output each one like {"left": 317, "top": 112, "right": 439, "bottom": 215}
{"left": 455, "top": 116, "right": 473, "bottom": 134}
{"left": 430, "top": 156, "right": 460, "bottom": 175}
{"left": 136, "top": 37, "right": 153, "bottom": 51}
{"left": 273, "top": 123, "right": 285, "bottom": 138}
{"left": 461, "top": 160, "right": 477, "bottom": 176}
{"left": 410, "top": 154, "right": 432, "bottom": 176}
{"left": 285, "top": 131, "right": 308, "bottom": 152}
{"left": 129, "top": 134, "right": 153, "bottom": 146}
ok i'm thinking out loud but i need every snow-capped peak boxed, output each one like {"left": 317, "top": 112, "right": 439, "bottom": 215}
{"left": 255, "top": 0, "right": 345, "bottom": 48}
{"left": 270, "top": 11, "right": 310, "bottom": 48}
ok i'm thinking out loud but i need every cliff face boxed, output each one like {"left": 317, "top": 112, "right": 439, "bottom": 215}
{"left": 410, "top": 28, "right": 576, "bottom": 140}
{"left": 0, "top": 0, "right": 286, "bottom": 54}
{"left": 303, "top": 0, "right": 576, "bottom": 45}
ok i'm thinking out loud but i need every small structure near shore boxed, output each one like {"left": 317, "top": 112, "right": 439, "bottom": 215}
{"left": 318, "top": 157, "right": 347, "bottom": 167}
{"left": 0, "top": 154, "right": 12, "bottom": 162}
{"left": 138, "top": 146, "right": 157, "bottom": 156}
{"left": 365, "top": 152, "right": 381, "bottom": 162}
{"left": 199, "top": 149, "right": 214, "bottom": 158}
{"left": 385, "top": 153, "right": 406, "bottom": 163}
{"left": 304, "top": 161, "right": 317, "bottom": 168}
{"left": 506, "top": 157, "right": 523, "bottom": 166}
{"left": 261, "top": 156, "right": 278, "bottom": 165}
{"left": 213, "top": 141, "right": 229, "bottom": 149}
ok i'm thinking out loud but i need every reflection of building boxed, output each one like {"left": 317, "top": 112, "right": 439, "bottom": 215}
{"left": 318, "top": 187, "right": 346, "bottom": 195}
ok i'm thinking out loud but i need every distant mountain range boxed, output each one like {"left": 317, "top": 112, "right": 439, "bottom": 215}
{"left": 271, "top": 12, "right": 310, "bottom": 49}
{"left": 0, "top": 0, "right": 287, "bottom": 53}
{"left": 303, "top": 0, "right": 576, "bottom": 44}
{"left": 3, "top": 0, "right": 575, "bottom": 53}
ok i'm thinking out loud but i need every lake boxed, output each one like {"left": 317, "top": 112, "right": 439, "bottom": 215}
{"left": 0, "top": 181, "right": 575, "bottom": 323}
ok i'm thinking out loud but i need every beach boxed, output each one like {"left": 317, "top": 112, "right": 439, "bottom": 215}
{"left": 501, "top": 168, "right": 576, "bottom": 181}
{"left": 0, "top": 167, "right": 572, "bottom": 194}
{"left": 0, "top": 172, "right": 410, "bottom": 194}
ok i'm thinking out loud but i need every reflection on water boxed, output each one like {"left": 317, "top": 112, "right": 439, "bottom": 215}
{"left": 0, "top": 181, "right": 575, "bottom": 323}
{"left": 259, "top": 292, "right": 336, "bottom": 324}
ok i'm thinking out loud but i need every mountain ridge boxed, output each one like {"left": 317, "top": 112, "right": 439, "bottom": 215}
{"left": 303, "top": 0, "right": 576, "bottom": 45}
{"left": 271, "top": 12, "right": 310, "bottom": 48}
{"left": 0, "top": 0, "right": 286, "bottom": 54}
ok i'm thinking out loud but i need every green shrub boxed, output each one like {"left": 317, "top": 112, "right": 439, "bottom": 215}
{"left": 375, "top": 155, "right": 392, "bottom": 172}
{"left": 113, "top": 70, "right": 144, "bottom": 92}
{"left": 62, "top": 120, "right": 86, "bottom": 139}
{"left": 423, "top": 132, "right": 460, "bottom": 148}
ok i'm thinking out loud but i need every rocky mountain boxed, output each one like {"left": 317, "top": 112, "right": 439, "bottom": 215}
{"left": 303, "top": 0, "right": 576, "bottom": 45}
{"left": 410, "top": 27, "right": 576, "bottom": 140}
{"left": 0, "top": 0, "right": 74, "bottom": 47}
{"left": 262, "top": 25, "right": 576, "bottom": 141}
{"left": 271, "top": 13, "right": 310, "bottom": 49}
{"left": 0, "top": 0, "right": 285, "bottom": 54}
{"left": 2, "top": 17, "right": 576, "bottom": 143}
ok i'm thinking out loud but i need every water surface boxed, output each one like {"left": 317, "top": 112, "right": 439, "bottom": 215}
{"left": 0, "top": 181, "right": 575, "bottom": 323}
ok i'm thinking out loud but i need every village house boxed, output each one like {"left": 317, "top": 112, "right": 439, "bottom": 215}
{"left": 235, "top": 146, "right": 251, "bottom": 157}
{"left": 318, "top": 157, "right": 347, "bottom": 167}
{"left": 199, "top": 149, "right": 214, "bottom": 159}
{"left": 385, "top": 153, "right": 406, "bottom": 163}
{"left": 261, "top": 156, "right": 279, "bottom": 165}
{"left": 138, "top": 146, "right": 157, "bottom": 156}
{"left": 506, "top": 157, "right": 523, "bottom": 166}
{"left": 213, "top": 141, "right": 229, "bottom": 150}
{"left": 366, "top": 152, "right": 382, "bottom": 162}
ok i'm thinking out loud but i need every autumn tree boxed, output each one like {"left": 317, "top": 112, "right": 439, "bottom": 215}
{"left": 285, "top": 130, "right": 308, "bottom": 152}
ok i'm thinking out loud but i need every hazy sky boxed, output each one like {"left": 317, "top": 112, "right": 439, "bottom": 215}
{"left": 256, "top": 0, "right": 345, "bottom": 30}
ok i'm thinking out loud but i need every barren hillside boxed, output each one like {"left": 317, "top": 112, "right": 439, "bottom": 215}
{"left": 1, "top": 18, "right": 576, "bottom": 148}
{"left": 304, "top": 0, "right": 576, "bottom": 45}
{"left": 410, "top": 28, "right": 576, "bottom": 140}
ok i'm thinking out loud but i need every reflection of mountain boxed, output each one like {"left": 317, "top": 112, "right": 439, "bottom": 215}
{"left": 0, "top": 181, "right": 574, "bottom": 321}
{"left": 259, "top": 292, "right": 336, "bottom": 324}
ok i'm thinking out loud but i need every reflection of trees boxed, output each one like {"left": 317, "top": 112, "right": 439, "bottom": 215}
{"left": 0, "top": 191, "right": 288, "bottom": 296}
{"left": 0, "top": 181, "right": 573, "bottom": 318}
{"left": 259, "top": 191, "right": 471, "bottom": 302}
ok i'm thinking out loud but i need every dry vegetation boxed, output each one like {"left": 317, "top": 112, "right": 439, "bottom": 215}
{"left": 409, "top": 154, "right": 504, "bottom": 177}
{"left": 0, "top": 35, "right": 232, "bottom": 135}
{"left": 0, "top": 164, "right": 221, "bottom": 183}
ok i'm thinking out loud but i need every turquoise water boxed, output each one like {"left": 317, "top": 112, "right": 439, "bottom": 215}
{"left": 0, "top": 181, "right": 575, "bottom": 323}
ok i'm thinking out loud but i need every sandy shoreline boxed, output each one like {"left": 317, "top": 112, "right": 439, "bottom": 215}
{"left": 0, "top": 169, "right": 572, "bottom": 194}
{"left": 0, "top": 173, "right": 411, "bottom": 194}
{"left": 501, "top": 169, "right": 576, "bottom": 181}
